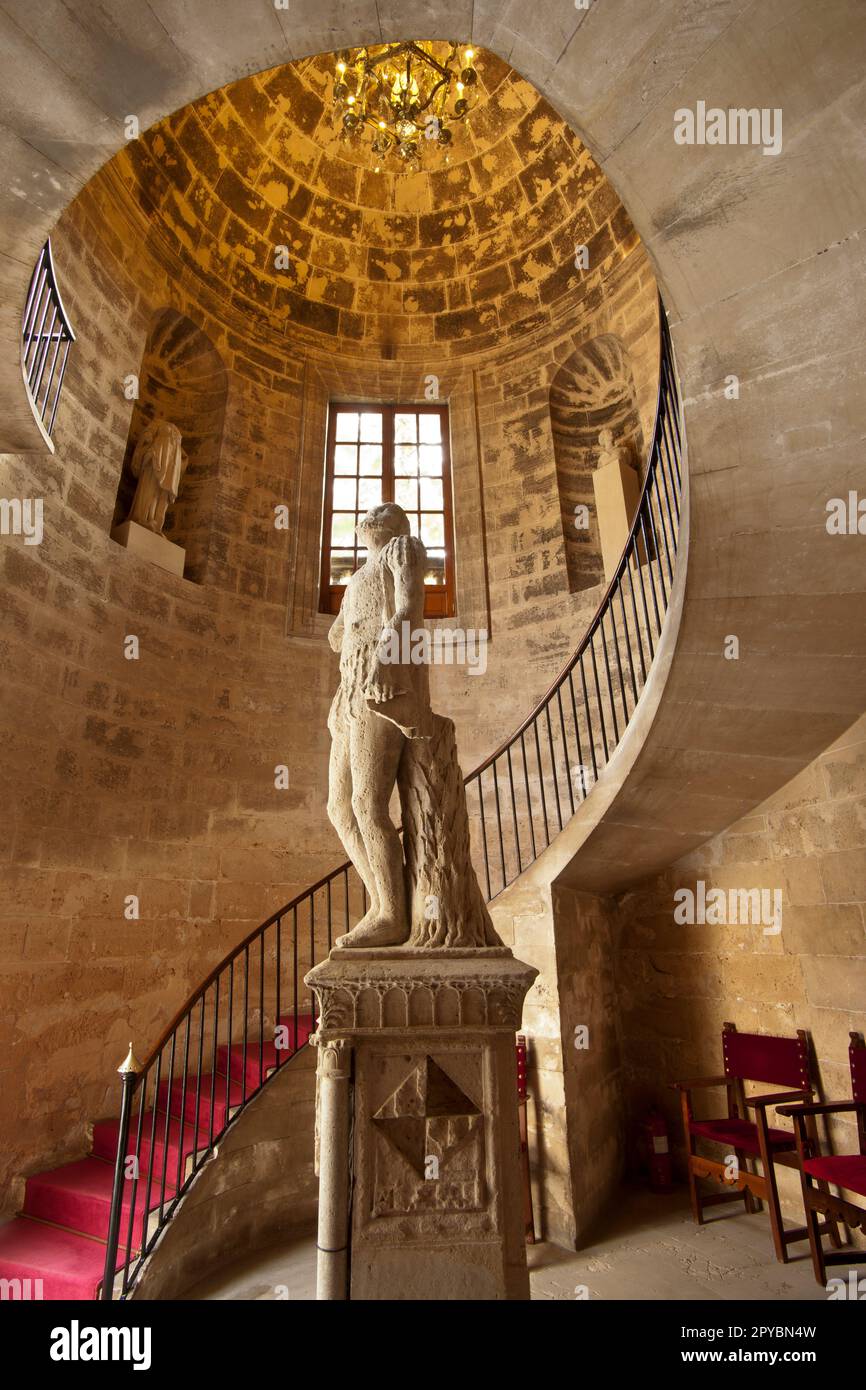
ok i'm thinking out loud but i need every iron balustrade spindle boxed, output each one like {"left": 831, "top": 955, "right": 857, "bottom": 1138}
{"left": 101, "top": 296, "right": 684, "bottom": 1299}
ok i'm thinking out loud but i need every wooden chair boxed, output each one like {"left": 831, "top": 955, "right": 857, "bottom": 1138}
{"left": 777, "top": 1032, "right": 866, "bottom": 1284}
{"left": 671, "top": 1021, "right": 841, "bottom": 1262}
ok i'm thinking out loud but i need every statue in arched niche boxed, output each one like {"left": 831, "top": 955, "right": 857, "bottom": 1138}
{"left": 126, "top": 419, "right": 188, "bottom": 535}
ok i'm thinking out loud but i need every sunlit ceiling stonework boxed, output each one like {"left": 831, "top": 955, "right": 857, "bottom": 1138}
{"left": 109, "top": 48, "right": 639, "bottom": 357}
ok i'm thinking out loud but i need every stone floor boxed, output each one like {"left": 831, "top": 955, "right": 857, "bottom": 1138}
{"left": 183, "top": 1227, "right": 319, "bottom": 1301}
{"left": 181, "top": 1186, "right": 861, "bottom": 1300}
{"left": 527, "top": 1186, "right": 860, "bottom": 1301}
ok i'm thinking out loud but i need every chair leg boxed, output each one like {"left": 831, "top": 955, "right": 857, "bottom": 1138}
{"left": 802, "top": 1180, "right": 827, "bottom": 1285}
{"left": 756, "top": 1116, "right": 787, "bottom": 1262}
{"left": 679, "top": 1091, "right": 703, "bottom": 1224}
{"left": 743, "top": 1152, "right": 764, "bottom": 1211}
{"left": 687, "top": 1154, "right": 704, "bottom": 1224}
{"left": 734, "top": 1148, "right": 756, "bottom": 1212}
{"left": 803, "top": 1114, "right": 843, "bottom": 1250}
{"left": 814, "top": 1181, "right": 844, "bottom": 1249}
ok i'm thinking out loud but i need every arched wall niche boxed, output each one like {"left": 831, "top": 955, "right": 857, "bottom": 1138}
{"left": 549, "top": 333, "right": 642, "bottom": 594}
{"left": 113, "top": 308, "right": 228, "bottom": 583}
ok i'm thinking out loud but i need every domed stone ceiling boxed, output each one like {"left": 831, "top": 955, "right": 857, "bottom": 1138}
{"left": 108, "top": 47, "right": 636, "bottom": 357}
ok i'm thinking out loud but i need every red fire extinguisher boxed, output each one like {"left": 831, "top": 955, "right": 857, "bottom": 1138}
{"left": 515, "top": 1035, "right": 536, "bottom": 1243}
{"left": 642, "top": 1107, "right": 673, "bottom": 1192}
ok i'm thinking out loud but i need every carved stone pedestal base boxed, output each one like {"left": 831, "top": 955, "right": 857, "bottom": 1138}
{"left": 592, "top": 456, "right": 643, "bottom": 582}
{"left": 306, "top": 947, "right": 538, "bottom": 1301}
{"left": 111, "top": 519, "right": 186, "bottom": 577}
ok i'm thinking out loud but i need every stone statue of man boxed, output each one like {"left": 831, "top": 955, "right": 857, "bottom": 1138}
{"left": 127, "top": 419, "right": 188, "bottom": 535}
{"left": 327, "top": 503, "right": 431, "bottom": 949}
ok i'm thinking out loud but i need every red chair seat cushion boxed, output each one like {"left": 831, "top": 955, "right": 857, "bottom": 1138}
{"left": 689, "top": 1116, "right": 794, "bottom": 1156}
{"left": 802, "top": 1155, "right": 866, "bottom": 1198}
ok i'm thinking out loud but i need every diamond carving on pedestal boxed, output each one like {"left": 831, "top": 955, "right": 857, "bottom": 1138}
{"left": 371, "top": 1056, "right": 484, "bottom": 1217}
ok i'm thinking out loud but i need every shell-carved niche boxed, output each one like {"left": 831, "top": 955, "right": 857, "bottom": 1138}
{"left": 550, "top": 333, "right": 643, "bottom": 594}
{"left": 113, "top": 309, "right": 227, "bottom": 583}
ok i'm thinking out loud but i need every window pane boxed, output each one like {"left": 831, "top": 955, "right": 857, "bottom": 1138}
{"left": 420, "top": 514, "right": 445, "bottom": 547}
{"left": 332, "top": 477, "right": 356, "bottom": 510}
{"left": 419, "top": 477, "right": 443, "bottom": 510}
{"left": 335, "top": 411, "right": 359, "bottom": 441}
{"left": 395, "top": 445, "right": 418, "bottom": 476}
{"left": 331, "top": 513, "right": 356, "bottom": 547}
{"left": 359, "top": 444, "right": 382, "bottom": 475}
{"left": 330, "top": 551, "right": 355, "bottom": 585}
{"left": 423, "top": 550, "right": 446, "bottom": 585}
{"left": 334, "top": 444, "right": 357, "bottom": 475}
{"left": 419, "top": 445, "right": 442, "bottom": 476}
{"left": 395, "top": 477, "right": 418, "bottom": 510}
{"left": 360, "top": 412, "right": 382, "bottom": 442}
{"left": 358, "top": 478, "right": 382, "bottom": 509}
{"left": 394, "top": 412, "right": 417, "bottom": 443}
{"left": 325, "top": 403, "right": 452, "bottom": 618}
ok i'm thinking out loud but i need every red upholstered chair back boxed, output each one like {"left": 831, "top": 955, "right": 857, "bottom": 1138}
{"left": 722, "top": 1022, "right": 811, "bottom": 1090}
{"left": 850, "top": 1033, "right": 866, "bottom": 1104}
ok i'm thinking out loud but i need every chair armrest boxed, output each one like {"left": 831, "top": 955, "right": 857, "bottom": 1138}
{"left": 744, "top": 1089, "right": 811, "bottom": 1110}
{"left": 670, "top": 1075, "right": 729, "bottom": 1092}
{"left": 776, "top": 1099, "right": 864, "bottom": 1118}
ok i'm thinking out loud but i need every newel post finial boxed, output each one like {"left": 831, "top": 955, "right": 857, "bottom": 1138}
{"left": 117, "top": 1041, "right": 142, "bottom": 1076}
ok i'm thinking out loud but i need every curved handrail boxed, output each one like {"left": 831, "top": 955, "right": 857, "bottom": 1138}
{"left": 101, "top": 294, "right": 684, "bottom": 1299}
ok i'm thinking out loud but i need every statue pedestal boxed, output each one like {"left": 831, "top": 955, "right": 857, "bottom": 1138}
{"left": 305, "top": 947, "right": 538, "bottom": 1301}
{"left": 592, "top": 457, "right": 643, "bottom": 582}
{"left": 111, "top": 519, "right": 186, "bottom": 578}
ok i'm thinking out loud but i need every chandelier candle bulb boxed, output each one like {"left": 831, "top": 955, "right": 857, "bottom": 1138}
{"left": 331, "top": 40, "right": 477, "bottom": 168}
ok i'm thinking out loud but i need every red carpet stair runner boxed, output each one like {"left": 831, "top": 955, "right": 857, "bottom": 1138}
{"left": 0, "top": 1013, "right": 314, "bottom": 1299}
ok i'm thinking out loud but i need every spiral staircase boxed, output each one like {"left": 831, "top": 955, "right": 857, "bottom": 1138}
{"left": 0, "top": 301, "right": 684, "bottom": 1302}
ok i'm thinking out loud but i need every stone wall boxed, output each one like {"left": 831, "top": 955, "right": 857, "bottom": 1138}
{"left": 615, "top": 713, "right": 866, "bottom": 1219}
{"left": 493, "top": 878, "right": 624, "bottom": 1249}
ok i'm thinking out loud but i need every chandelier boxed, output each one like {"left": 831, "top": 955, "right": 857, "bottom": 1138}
{"left": 332, "top": 41, "right": 478, "bottom": 167}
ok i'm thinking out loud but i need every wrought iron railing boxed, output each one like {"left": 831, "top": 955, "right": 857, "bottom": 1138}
{"left": 101, "top": 295, "right": 684, "bottom": 1299}
{"left": 21, "top": 239, "right": 76, "bottom": 439}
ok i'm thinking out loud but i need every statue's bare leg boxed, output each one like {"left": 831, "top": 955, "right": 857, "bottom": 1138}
{"left": 327, "top": 728, "right": 378, "bottom": 914}
{"left": 334, "top": 712, "right": 408, "bottom": 948}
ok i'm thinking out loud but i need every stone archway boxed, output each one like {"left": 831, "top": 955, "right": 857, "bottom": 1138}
{"left": 113, "top": 308, "right": 227, "bottom": 584}
{"left": 550, "top": 333, "right": 643, "bottom": 593}
{"left": 0, "top": 0, "right": 864, "bottom": 884}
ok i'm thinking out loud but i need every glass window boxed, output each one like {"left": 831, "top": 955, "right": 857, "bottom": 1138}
{"left": 335, "top": 411, "right": 359, "bottom": 441}
{"left": 320, "top": 403, "right": 455, "bottom": 617}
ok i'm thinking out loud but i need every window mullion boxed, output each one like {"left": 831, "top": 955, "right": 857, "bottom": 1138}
{"left": 322, "top": 407, "right": 338, "bottom": 614}
{"left": 383, "top": 404, "right": 395, "bottom": 504}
